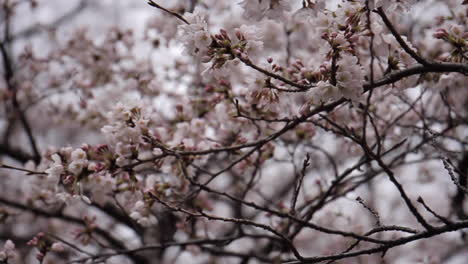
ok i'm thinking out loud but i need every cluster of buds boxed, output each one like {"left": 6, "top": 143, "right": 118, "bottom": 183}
{"left": 337, "top": 3, "right": 365, "bottom": 32}
{"left": 433, "top": 26, "right": 467, "bottom": 61}
{"left": 433, "top": 27, "right": 467, "bottom": 44}
{"left": 71, "top": 216, "right": 97, "bottom": 245}
{"left": 321, "top": 31, "right": 358, "bottom": 56}
{"left": 44, "top": 145, "right": 112, "bottom": 202}
{"left": 203, "top": 29, "right": 238, "bottom": 68}
{"left": 203, "top": 26, "right": 263, "bottom": 69}
{"left": 27, "top": 233, "right": 64, "bottom": 262}
{"left": 266, "top": 57, "right": 286, "bottom": 75}
{"left": 250, "top": 78, "right": 280, "bottom": 106}
{"left": 101, "top": 101, "right": 154, "bottom": 167}
{"left": 433, "top": 27, "right": 467, "bottom": 45}
{"left": 286, "top": 59, "right": 328, "bottom": 85}
{"left": 40, "top": 143, "right": 133, "bottom": 205}
{"left": 433, "top": 28, "right": 451, "bottom": 40}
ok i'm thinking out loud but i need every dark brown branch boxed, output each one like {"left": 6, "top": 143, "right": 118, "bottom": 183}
{"left": 68, "top": 235, "right": 256, "bottom": 263}
{"left": 1, "top": 21, "right": 41, "bottom": 163}
{"left": 147, "top": 0, "right": 189, "bottom": 25}
{"left": 363, "top": 63, "right": 468, "bottom": 92}
{"left": 376, "top": 7, "right": 429, "bottom": 66}
{"left": 0, "top": 198, "right": 147, "bottom": 264}
{"left": 290, "top": 154, "right": 310, "bottom": 215}
{"left": 150, "top": 192, "right": 305, "bottom": 261}
{"left": 452, "top": 153, "right": 468, "bottom": 219}
{"left": 417, "top": 197, "right": 453, "bottom": 225}
{"left": 321, "top": 116, "right": 434, "bottom": 231}
{"left": 288, "top": 220, "right": 468, "bottom": 263}
{"left": 164, "top": 166, "right": 390, "bottom": 245}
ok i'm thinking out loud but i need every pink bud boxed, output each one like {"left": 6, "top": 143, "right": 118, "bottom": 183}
{"left": 204, "top": 85, "right": 214, "bottom": 92}
{"left": 63, "top": 175, "right": 74, "bottom": 185}
{"left": 218, "top": 79, "right": 229, "bottom": 86}
{"left": 433, "top": 28, "right": 449, "bottom": 39}
{"left": 220, "top": 29, "right": 228, "bottom": 38}
{"left": 295, "top": 59, "right": 304, "bottom": 67}
{"left": 235, "top": 29, "right": 243, "bottom": 40}
{"left": 81, "top": 144, "right": 90, "bottom": 151}
{"left": 292, "top": 62, "right": 302, "bottom": 71}
{"left": 95, "top": 144, "right": 109, "bottom": 154}
{"left": 321, "top": 32, "right": 329, "bottom": 40}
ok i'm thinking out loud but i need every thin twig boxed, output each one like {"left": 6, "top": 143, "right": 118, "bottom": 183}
{"left": 0, "top": 163, "right": 46, "bottom": 175}
{"left": 147, "top": 0, "right": 189, "bottom": 25}
{"left": 376, "top": 7, "right": 429, "bottom": 66}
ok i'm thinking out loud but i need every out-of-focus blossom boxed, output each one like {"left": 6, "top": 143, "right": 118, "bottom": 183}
{"left": 178, "top": 8, "right": 211, "bottom": 58}
{"left": 0, "top": 240, "right": 16, "bottom": 262}
{"left": 240, "top": 0, "right": 292, "bottom": 21}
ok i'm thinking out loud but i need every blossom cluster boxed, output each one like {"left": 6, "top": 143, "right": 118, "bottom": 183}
{"left": 0, "top": 240, "right": 16, "bottom": 263}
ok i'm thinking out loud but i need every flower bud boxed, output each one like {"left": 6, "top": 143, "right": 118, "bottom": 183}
{"left": 433, "top": 28, "right": 449, "bottom": 39}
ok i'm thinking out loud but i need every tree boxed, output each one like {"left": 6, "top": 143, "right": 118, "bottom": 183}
{"left": 0, "top": 0, "right": 467, "bottom": 263}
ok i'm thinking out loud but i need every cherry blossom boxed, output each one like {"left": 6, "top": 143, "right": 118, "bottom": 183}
{"left": 0, "top": 0, "right": 467, "bottom": 263}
